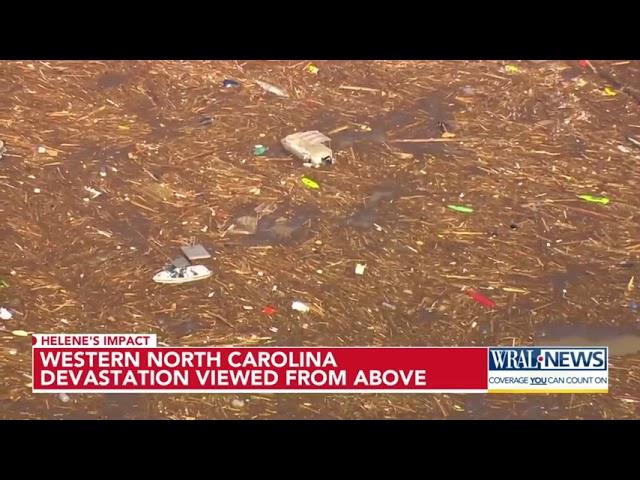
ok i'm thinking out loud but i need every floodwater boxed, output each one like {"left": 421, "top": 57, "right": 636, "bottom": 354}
{"left": 1, "top": 60, "right": 640, "bottom": 419}
{"left": 539, "top": 325, "right": 640, "bottom": 357}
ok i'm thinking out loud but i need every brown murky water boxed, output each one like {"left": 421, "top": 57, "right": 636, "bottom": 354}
{"left": 1, "top": 60, "right": 640, "bottom": 419}
{"left": 539, "top": 325, "right": 640, "bottom": 357}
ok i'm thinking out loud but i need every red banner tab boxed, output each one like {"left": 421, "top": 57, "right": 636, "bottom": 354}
{"left": 32, "top": 347, "right": 488, "bottom": 393}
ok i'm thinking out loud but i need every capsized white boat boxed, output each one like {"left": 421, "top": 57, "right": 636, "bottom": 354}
{"left": 153, "top": 265, "right": 212, "bottom": 284}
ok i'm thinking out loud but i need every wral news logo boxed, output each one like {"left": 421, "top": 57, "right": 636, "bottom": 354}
{"left": 487, "top": 347, "right": 609, "bottom": 393}
{"left": 489, "top": 347, "right": 607, "bottom": 371}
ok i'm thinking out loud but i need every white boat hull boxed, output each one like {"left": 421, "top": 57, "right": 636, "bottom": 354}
{"left": 153, "top": 265, "right": 212, "bottom": 284}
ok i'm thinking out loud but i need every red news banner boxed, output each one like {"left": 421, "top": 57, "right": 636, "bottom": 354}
{"left": 32, "top": 334, "right": 487, "bottom": 393}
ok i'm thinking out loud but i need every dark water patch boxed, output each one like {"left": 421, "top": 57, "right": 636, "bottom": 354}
{"left": 157, "top": 317, "right": 207, "bottom": 338}
{"left": 345, "top": 207, "right": 378, "bottom": 230}
{"left": 101, "top": 393, "right": 155, "bottom": 419}
{"left": 97, "top": 209, "right": 152, "bottom": 251}
{"left": 560, "top": 67, "right": 582, "bottom": 81}
{"left": 415, "top": 308, "right": 439, "bottom": 323}
{"left": 97, "top": 71, "right": 130, "bottom": 89}
{"left": 227, "top": 204, "right": 320, "bottom": 247}
{"left": 366, "top": 181, "right": 404, "bottom": 206}
{"left": 537, "top": 324, "right": 640, "bottom": 356}
{"left": 332, "top": 129, "right": 387, "bottom": 150}
{"left": 549, "top": 263, "right": 595, "bottom": 300}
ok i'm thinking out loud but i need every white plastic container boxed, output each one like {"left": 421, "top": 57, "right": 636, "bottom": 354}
{"left": 281, "top": 131, "right": 334, "bottom": 168}
{"left": 291, "top": 301, "right": 310, "bottom": 313}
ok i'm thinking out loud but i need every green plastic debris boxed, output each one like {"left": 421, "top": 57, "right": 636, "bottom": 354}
{"left": 253, "top": 144, "right": 268, "bottom": 156}
{"left": 447, "top": 204, "right": 474, "bottom": 213}
{"left": 578, "top": 195, "right": 610, "bottom": 205}
{"left": 0, "top": 279, "right": 8, "bottom": 289}
{"left": 301, "top": 176, "right": 320, "bottom": 189}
